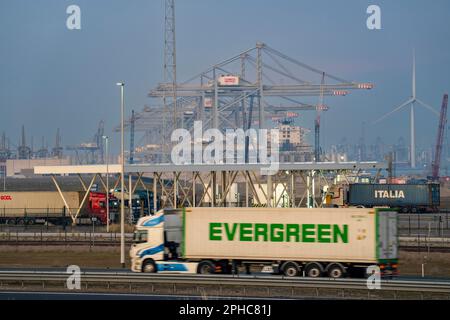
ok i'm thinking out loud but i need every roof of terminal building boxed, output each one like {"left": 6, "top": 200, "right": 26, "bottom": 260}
{"left": 34, "top": 162, "right": 387, "bottom": 175}
{"left": 1, "top": 176, "right": 84, "bottom": 192}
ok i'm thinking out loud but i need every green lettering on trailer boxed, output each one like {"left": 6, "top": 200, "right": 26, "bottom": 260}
{"left": 208, "top": 222, "right": 349, "bottom": 244}
{"left": 270, "top": 224, "right": 284, "bottom": 242}
{"left": 302, "top": 224, "right": 315, "bottom": 242}
{"left": 224, "top": 223, "right": 238, "bottom": 241}
{"left": 333, "top": 224, "right": 348, "bottom": 243}
{"left": 254, "top": 224, "right": 268, "bottom": 241}
{"left": 318, "top": 224, "right": 331, "bottom": 243}
{"left": 209, "top": 223, "right": 222, "bottom": 241}
{"left": 240, "top": 223, "right": 253, "bottom": 241}
{"left": 286, "top": 224, "right": 300, "bottom": 242}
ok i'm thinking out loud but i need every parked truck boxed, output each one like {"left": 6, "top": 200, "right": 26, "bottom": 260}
{"left": 0, "top": 191, "right": 119, "bottom": 225}
{"left": 130, "top": 207, "right": 398, "bottom": 278}
{"left": 112, "top": 189, "right": 160, "bottom": 224}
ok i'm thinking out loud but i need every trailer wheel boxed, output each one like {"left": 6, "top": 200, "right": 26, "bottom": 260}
{"left": 197, "top": 260, "right": 216, "bottom": 274}
{"left": 305, "top": 262, "right": 324, "bottom": 278}
{"left": 17, "top": 219, "right": 25, "bottom": 226}
{"left": 281, "top": 262, "right": 300, "bottom": 277}
{"left": 326, "top": 263, "right": 346, "bottom": 279}
{"left": 218, "top": 260, "right": 231, "bottom": 274}
{"left": 142, "top": 259, "right": 157, "bottom": 273}
{"left": 27, "top": 219, "right": 35, "bottom": 226}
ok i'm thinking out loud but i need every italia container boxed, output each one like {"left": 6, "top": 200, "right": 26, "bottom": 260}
{"left": 348, "top": 184, "right": 440, "bottom": 211}
{"left": 182, "top": 207, "right": 397, "bottom": 265}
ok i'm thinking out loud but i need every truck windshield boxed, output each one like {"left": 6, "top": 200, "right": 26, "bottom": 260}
{"left": 133, "top": 230, "right": 148, "bottom": 244}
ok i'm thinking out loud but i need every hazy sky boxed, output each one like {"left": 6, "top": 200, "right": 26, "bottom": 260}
{"left": 1, "top": 0, "right": 450, "bottom": 154}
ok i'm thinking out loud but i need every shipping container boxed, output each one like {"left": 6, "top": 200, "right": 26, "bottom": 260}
{"left": 0, "top": 191, "right": 82, "bottom": 213}
{"left": 0, "top": 191, "right": 118, "bottom": 225}
{"left": 130, "top": 207, "right": 398, "bottom": 278}
{"left": 348, "top": 183, "right": 440, "bottom": 213}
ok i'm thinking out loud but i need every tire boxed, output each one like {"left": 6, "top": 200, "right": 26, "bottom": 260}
{"left": 326, "top": 263, "right": 346, "bottom": 279}
{"left": 401, "top": 207, "right": 408, "bottom": 214}
{"left": 17, "top": 219, "right": 25, "bottom": 226}
{"left": 218, "top": 260, "right": 231, "bottom": 274}
{"left": 197, "top": 260, "right": 216, "bottom": 274}
{"left": 27, "top": 219, "right": 35, "bottom": 226}
{"left": 281, "top": 262, "right": 300, "bottom": 277}
{"left": 411, "top": 207, "right": 418, "bottom": 214}
{"left": 305, "top": 262, "right": 324, "bottom": 278}
{"left": 142, "top": 259, "right": 157, "bottom": 273}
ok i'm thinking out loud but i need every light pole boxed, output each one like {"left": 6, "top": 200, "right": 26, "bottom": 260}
{"left": 116, "top": 82, "right": 126, "bottom": 269}
{"left": 102, "top": 135, "right": 109, "bottom": 233}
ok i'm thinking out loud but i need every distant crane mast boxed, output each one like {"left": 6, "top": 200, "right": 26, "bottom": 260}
{"left": 432, "top": 94, "right": 449, "bottom": 180}
{"left": 163, "top": 0, "right": 177, "bottom": 160}
{"left": 315, "top": 72, "right": 325, "bottom": 162}
{"left": 129, "top": 110, "right": 135, "bottom": 164}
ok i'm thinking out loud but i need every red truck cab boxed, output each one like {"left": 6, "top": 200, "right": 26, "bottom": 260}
{"left": 88, "top": 192, "right": 119, "bottom": 224}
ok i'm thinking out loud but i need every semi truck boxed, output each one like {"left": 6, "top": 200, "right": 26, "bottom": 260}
{"left": 0, "top": 191, "right": 119, "bottom": 225}
{"left": 130, "top": 207, "right": 398, "bottom": 278}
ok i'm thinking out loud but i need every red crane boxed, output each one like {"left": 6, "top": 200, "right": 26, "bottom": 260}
{"left": 432, "top": 94, "right": 449, "bottom": 180}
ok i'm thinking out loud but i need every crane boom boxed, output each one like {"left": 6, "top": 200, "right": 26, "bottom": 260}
{"left": 432, "top": 94, "right": 448, "bottom": 180}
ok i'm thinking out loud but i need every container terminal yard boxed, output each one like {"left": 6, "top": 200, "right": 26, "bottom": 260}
{"left": 1, "top": 0, "right": 450, "bottom": 304}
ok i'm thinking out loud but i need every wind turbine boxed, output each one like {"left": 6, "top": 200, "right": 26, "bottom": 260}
{"left": 373, "top": 51, "right": 439, "bottom": 168}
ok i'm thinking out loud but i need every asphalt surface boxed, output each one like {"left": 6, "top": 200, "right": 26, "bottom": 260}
{"left": 0, "top": 291, "right": 275, "bottom": 300}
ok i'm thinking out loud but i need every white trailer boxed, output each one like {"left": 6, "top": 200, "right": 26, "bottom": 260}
{"left": 130, "top": 207, "right": 398, "bottom": 278}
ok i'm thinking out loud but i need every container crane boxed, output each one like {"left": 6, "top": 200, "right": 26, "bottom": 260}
{"left": 432, "top": 94, "right": 448, "bottom": 180}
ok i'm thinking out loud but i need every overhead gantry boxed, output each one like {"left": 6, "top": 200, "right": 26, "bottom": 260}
{"left": 34, "top": 162, "right": 387, "bottom": 224}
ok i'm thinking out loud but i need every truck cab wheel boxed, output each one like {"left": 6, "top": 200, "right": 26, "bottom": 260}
{"left": 142, "top": 260, "right": 157, "bottom": 273}
{"left": 197, "top": 261, "right": 216, "bottom": 274}
{"left": 326, "top": 263, "right": 346, "bottom": 279}
{"left": 282, "top": 262, "right": 300, "bottom": 277}
{"left": 305, "top": 262, "right": 324, "bottom": 278}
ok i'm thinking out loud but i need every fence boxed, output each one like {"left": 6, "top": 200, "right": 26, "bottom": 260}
{"left": 398, "top": 213, "right": 450, "bottom": 237}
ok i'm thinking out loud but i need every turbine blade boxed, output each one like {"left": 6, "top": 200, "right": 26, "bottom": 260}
{"left": 372, "top": 99, "right": 413, "bottom": 124}
{"left": 416, "top": 98, "right": 440, "bottom": 117}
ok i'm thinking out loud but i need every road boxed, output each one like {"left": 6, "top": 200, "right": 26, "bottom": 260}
{"left": 0, "top": 269, "right": 449, "bottom": 300}
{"left": 0, "top": 291, "right": 282, "bottom": 300}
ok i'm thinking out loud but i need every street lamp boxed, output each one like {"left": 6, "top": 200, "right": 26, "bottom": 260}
{"left": 102, "top": 135, "right": 109, "bottom": 233}
{"left": 116, "top": 82, "right": 126, "bottom": 269}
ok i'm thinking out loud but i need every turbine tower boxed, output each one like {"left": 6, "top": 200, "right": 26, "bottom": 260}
{"left": 373, "top": 51, "right": 438, "bottom": 168}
